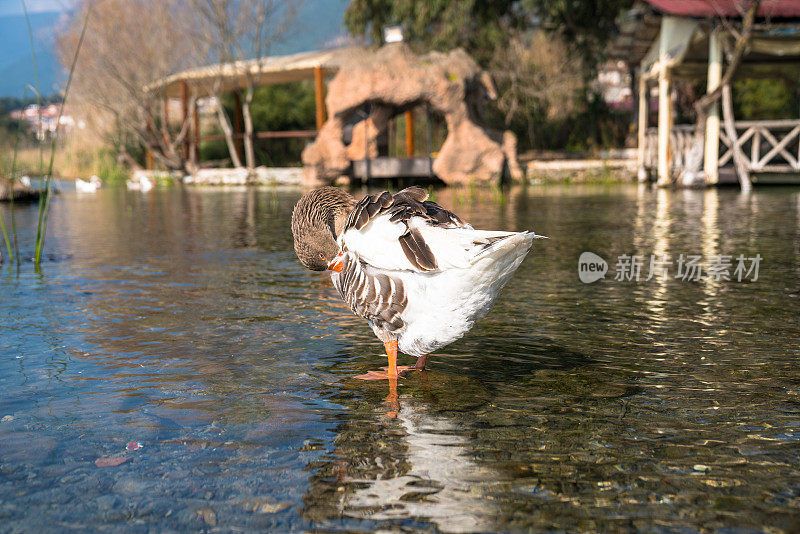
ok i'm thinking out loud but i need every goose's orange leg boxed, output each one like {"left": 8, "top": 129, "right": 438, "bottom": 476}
{"left": 355, "top": 339, "right": 410, "bottom": 380}
{"left": 385, "top": 378, "right": 399, "bottom": 418}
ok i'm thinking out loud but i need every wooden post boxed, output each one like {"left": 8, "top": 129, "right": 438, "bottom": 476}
{"left": 405, "top": 109, "right": 415, "bottom": 157}
{"left": 656, "top": 20, "right": 672, "bottom": 186}
{"left": 722, "top": 84, "right": 752, "bottom": 192}
{"left": 162, "top": 94, "right": 170, "bottom": 145}
{"left": 703, "top": 30, "right": 722, "bottom": 184}
{"left": 314, "top": 66, "right": 326, "bottom": 130}
{"left": 425, "top": 105, "right": 433, "bottom": 178}
{"left": 163, "top": 94, "right": 169, "bottom": 128}
{"left": 637, "top": 73, "right": 649, "bottom": 182}
{"left": 193, "top": 98, "right": 200, "bottom": 166}
{"left": 233, "top": 90, "right": 244, "bottom": 164}
{"left": 146, "top": 101, "right": 155, "bottom": 170}
{"left": 181, "top": 80, "right": 189, "bottom": 161}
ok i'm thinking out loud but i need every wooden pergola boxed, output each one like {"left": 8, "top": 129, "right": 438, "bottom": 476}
{"left": 143, "top": 47, "right": 358, "bottom": 167}
{"left": 609, "top": 0, "right": 800, "bottom": 187}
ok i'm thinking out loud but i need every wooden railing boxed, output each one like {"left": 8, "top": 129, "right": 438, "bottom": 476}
{"left": 720, "top": 119, "right": 800, "bottom": 172}
{"left": 197, "top": 130, "right": 317, "bottom": 142}
{"left": 643, "top": 119, "right": 800, "bottom": 174}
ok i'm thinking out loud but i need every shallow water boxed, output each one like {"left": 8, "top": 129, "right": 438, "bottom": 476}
{"left": 1, "top": 183, "right": 799, "bottom": 532}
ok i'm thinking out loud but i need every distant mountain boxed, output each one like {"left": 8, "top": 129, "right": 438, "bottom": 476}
{"left": 0, "top": 1, "right": 351, "bottom": 98}
{"left": 0, "top": 10, "right": 64, "bottom": 98}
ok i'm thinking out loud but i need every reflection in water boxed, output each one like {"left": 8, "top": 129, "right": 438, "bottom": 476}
{"left": 345, "top": 395, "right": 498, "bottom": 531}
{"left": 302, "top": 372, "right": 500, "bottom": 532}
{"left": 1, "top": 184, "right": 800, "bottom": 532}
{"left": 701, "top": 188, "right": 720, "bottom": 298}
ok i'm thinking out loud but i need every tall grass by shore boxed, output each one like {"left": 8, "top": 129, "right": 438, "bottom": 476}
{"left": 1, "top": 142, "right": 129, "bottom": 182}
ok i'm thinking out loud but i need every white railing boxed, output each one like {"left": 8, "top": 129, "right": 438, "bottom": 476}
{"left": 720, "top": 119, "right": 800, "bottom": 172}
{"left": 644, "top": 119, "right": 800, "bottom": 174}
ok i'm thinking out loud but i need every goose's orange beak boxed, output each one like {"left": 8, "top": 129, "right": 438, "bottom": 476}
{"left": 327, "top": 255, "right": 344, "bottom": 272}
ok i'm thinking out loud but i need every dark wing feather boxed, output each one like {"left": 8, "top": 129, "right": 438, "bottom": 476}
{"left": 343, "top": 187, "right": 467, "bottom": 272}
{"left": 333, "top": 255, "right": 407, "bottom": 334}
{"left": 398, "top": 227, "right": 438, "bottom": 271}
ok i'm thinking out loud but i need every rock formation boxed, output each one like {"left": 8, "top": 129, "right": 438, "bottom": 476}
{"left": 302, "top": 44, "right": 522, "bottom": 185}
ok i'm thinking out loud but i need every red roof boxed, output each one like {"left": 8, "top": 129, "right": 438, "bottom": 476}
{"left": 644, "top": 0, "right": 800, "bottom": 18}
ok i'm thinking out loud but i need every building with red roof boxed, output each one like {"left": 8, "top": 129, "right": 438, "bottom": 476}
{"left": 609, "top": 1, "right": 800, "bottom": 188}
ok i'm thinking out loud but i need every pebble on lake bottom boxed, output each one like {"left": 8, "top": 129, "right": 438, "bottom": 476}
{"left": 196, "top": 507, "right": 217, "bottom": 526}
{"left": 241, "top": 499, "right": 291, "bottom": 514}
{"left": 94, "top": 457, "right": 128, "bottom": 468}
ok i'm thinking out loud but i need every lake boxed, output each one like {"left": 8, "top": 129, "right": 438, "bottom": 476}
{"left": 1, "top": 183, "right": 799, "bottom": 532}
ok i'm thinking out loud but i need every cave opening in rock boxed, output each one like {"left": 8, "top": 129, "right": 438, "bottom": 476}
{"left": 340, "top": 101, "right": 448, "bottom": 185}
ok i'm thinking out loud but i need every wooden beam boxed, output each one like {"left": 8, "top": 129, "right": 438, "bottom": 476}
{"left": 162, "top": 95, "right": 169, "bottom": 144}
{"left": 658, "top": 37, "right": 672, "bottom": 185}
{"left": 193, "top": 99, "right": 200, "bottom": 166}
{"left": 704, "top": 30, "right": 722, "bottom": 184}
{"left": 145, "top": 102, "right": 155, "bottom": 170}
{"left": 198, "top": 130, "right": 317, "bottom": 142}
{"left": 163, "top": 95, "right": 169, "bottom": 127}
{"left": 722, "top": 84, "right": 751, "bottom": 192}
{"left": 757, "top": 124, "right": 800, "bottom": 168}
{"left": 405, "top": 109, "right": 415, "bottom": 157}
{"left": 314, "top": 66, "right": 326, "bottom": 130}
{"left": 637, "top": 74, "right": 648, "bottom": 181}
{"left": 181, "top": 80, "right": 189, "bottom": 161}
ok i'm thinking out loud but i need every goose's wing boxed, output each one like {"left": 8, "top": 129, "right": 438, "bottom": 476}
{"left": 339, "top": 187, "right": 466, "bottom": 272}
{"left": 340, "top": 187, "right": 526, "bottom": 273}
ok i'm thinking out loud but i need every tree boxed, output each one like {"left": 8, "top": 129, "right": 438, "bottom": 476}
{"left": 191, "top": 0, "right": 299, "bottom": 171}
{"left": 344, "top": 0, "right": 634, "bottom": 148}
{"left": 344, "top": 0, "right": 632, "bottom": 72}
{"left": 344, "top": 0, "right": 525, "bottom": 67}
{"left": 491, "top": 30, "right": 585, "bottom": 143}
{"left": 58, "top": 0, "right": 206, "bottom": 172}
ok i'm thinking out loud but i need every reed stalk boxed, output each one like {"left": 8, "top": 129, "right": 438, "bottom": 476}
{"left": 22, "top": 1, "right": 44, "bottom": 181}
{"left": 6, "top": 89, "right": 31, "bottom": 263}
{"left": 0, "top": 205, "right": 11, "bottom": 264}
{"left": 0, "top": 86, "right": 34, "bottom": 266}
{"left": 33, "top": 5, "right": 91, "bottom": 268}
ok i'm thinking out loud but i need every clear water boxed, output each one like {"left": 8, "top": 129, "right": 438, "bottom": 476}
{"left": 1, "top": 183, "right": 799, "bottom": 532}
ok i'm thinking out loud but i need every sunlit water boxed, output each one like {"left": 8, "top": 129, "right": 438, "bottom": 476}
{"left": 1, "top": 183, "right": 799, "bottom": 532}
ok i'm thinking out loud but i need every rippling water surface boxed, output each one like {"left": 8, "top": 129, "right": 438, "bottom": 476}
{"left": 1, "top": 183, "right": 799, "bottom": 532}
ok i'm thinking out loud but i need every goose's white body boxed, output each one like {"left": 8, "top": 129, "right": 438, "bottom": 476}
{"left": 76, "top": 175, "right": 101, "bottom": 193}
{"left": 333, "top": 211, "right": 536, "bottom": 357}
{"left": 126, "top": 176, "right": 153, "bottom": 191}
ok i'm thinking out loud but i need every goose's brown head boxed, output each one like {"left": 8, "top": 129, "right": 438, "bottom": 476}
{"left": 291, "top": 187, "right": 356, "bottom": 271}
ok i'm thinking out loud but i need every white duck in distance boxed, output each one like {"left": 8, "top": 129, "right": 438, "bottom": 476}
{"left": 291, "top": 186, "right": 542, "bottom": 381}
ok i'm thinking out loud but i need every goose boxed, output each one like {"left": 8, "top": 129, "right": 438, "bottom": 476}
{"left": 75, "top": 175, "right": 101, "bottom": 193}
{"left": 291, "top": 186, "right": 542, "bottom": 380}
{"left": 126, "top": 175, "right": 153, "bottom": 191}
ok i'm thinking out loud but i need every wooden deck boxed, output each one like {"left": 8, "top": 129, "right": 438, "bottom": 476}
{"left": 0, "top": 179, "right": 41, "bottom": 202}
{"left": 351, "top": 157, "right": 435, "bottom": 181}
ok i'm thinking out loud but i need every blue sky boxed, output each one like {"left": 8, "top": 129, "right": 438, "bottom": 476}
{"left": 0, "top": 0, "right": 69, "bottom": 16}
